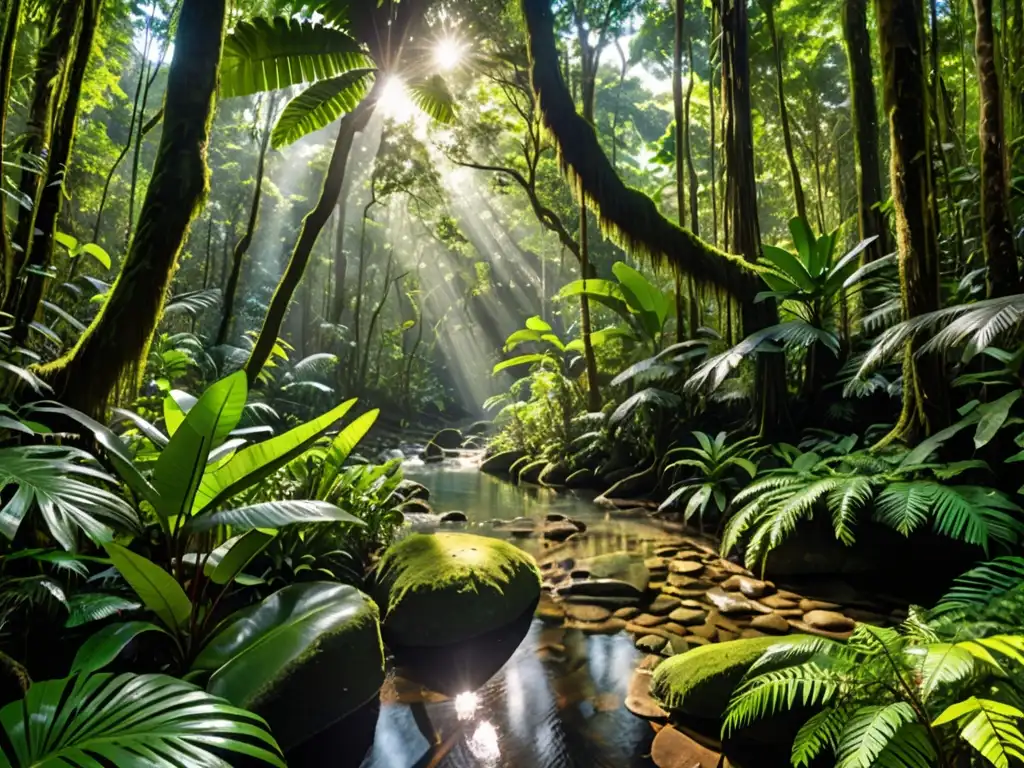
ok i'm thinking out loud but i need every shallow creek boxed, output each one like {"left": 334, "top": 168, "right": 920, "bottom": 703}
{"left": 360, "top": 462, "right": 671, "bottom": 768}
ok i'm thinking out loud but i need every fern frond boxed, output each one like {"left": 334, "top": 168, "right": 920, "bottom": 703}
{"left": 724, "top": 662, "right": 843, "bottom": 735}
{"left": 827, "top": 476, "right": 876, "bottom": 546}
{"left": 835, "top": 702, "right": 917, "bottom": 768}
{"left": 933, "top": 697, "right": 1024, "bottom": 768}
{"left": 792, "top": 705, "right": 854, "bottom": 767}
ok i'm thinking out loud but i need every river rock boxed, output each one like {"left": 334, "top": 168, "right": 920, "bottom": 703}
{"left": 373, "top": 532, "right": 540, "bottom": 647}
{"left": 750, "top": 613, "right": 790, "bottom": 634}
{"left": 669, "top": 560, "right": 704, "bottom": 575}
{"left": 668, "top": 607, "right": 707, "bottom": 625}
{"left": 401, "top": 498, "right": 433, "bottom": 515}
{"left": 565, "top": 604, "right": 612, "bottom": 622}
{"left": 480, "top": 449, "right": 526, "bottom": 475}
{"left": 421, "top": 441, "right": 444, "bottom": 462}
{"left": 430, "top": 428, "right": 463, "bottom": 449}
{"left": 543, "top": 521, "right": 581, "bottom": 541}
{"left": 493, "top": 517, "right": 536, "bottom": 537}
{"left": 565, "top": 617, "right": 627, "bottom": 634}
{"left": 614, "top": 606, "right": 639, "bottom": 620}
{"left": 440, "top": 511, "right": 468, "bottom": 523}
{"left": 800, "top": 598, "right": 842, "bottom": 612}
{"left": 572, "top": 553, "right": 650, "bottom": 595}
{"left": 631, "top": 613, "right": 668, "bottom": 628}
{"left": 705, "top": 587, "right": 759, "bottom": 615}
{"left": 650, "top": 726, "right": 723, "bottom": 768}
{"left": 760, "top": 594, "right": 798, "bottom": 610}
{"left": 647, "top": 595, "right": 681, "bottom": 615}
{"left": 397, "top": 480, "right": 430, "bottom": 501}
{"left": 721, "top": 575, "right": 772, "bottom": 598}
{"left": 538, "top": 462, "right": 570, "bottom": 487}
{"left": 625, "top": 670, "right": 668, "bottom": 720}
{"left": 644, "top": 556, "right": 668, "bottom": 573}
{"left": 636, "top": 634, "right": 667, "bottom": 653}
{"left": 803, "top": 610, "right": 856, "bottom": 632}
{"left": 557, "top": 579, "right": 645, "bottom": 603}
{"left": 466, "top": 420, "right": 491, "bottom": 436}
{"left": 536, "top": 595, "right": 564, "bottom": 624}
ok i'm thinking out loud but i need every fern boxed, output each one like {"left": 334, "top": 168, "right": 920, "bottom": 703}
{"left": 792, "top": 705, "right": 853, "bottom": 767}
{"left": 724, "top": 662, "right": 843, "bottom": 734}
{"left": 834, "top": 702, "right": 917, "bottom": 768}
{"left": 933, "top": 697, "right": 1024, "bottom": 768}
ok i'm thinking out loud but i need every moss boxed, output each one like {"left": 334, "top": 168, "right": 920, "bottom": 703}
{"left": 517, "top": 457, "right": 547, "bottom": 484}
{"left": 374, "top": 532, "right": 541, "bottom": 647}
{"left": 481, "top": 449, "right": 526, "bottom": 475}
{"left": 651, "top": 636, "right": 800, "bottom": 718}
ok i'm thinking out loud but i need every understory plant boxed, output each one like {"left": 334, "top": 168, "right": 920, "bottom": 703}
{"left": 725, "top": 624, "right": 1024, "bottom": 768}
{"left": 722, "top": 445, "right": 1022, "bottom": 571}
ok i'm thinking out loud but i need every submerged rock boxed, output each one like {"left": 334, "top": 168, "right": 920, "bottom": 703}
{"left": 650, "top": 726, "right": 722, "bottom": 768}
{"left": 465, "top": 420, "right": 492, "bottom": 436}
{"left": 397, "top": 479, "right": 430, "bottom": 501}
{"left": 625, "top": 669, "right": 668, "bottom": 721}
{"left": 421, "top": 442, "right": 444, "bottom": 462}
{"left": 373, "top": 532, "right": 541, "bottom": 648}
{"left": 565, "top": 467, "right": 594, "bottom": 488}
{"left": 538, "top": 461, "right": 570, "bottom": 487}
{"left": 439, "top": 510, "right": 468, "bottom": 523}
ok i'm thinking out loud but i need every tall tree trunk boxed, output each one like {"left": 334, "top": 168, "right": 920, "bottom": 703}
{"left": 330, "top": 202, "right": 348, "bottom": 325}
{"left": 11, "top": 0, "right": 102, "bottom": 341}
{"left": 674, "top": 0, "right": 687, "bottom": 340}
{"left": 842, "top": 0, "right": 890, "bottom": 268}
{"left": 875, "top": 0, "right": 949, "bottom": 445}
{"left": 709, "top": 5, "right": 719, "bottom": 248}
{"left": 762, "top": 0, "right": 808, "bottom": 222}
{"left": 519, "top": 0, "right": 763, "bottom": 303}
{"left": 217, "top": 99, "right": 274, "bottom": 344}
{"left": 685, "top": 37, "right": 700, "bottom": 234}
{"left": 722, "top": 0, "right": 787, "bottom": 435}
{"left": 975, "top": 0, "right": 1019, "bottom": 295}
{"left": 245, "top": 97, "right": 375, "bottom": 385}
{"left": 9, "top": 0, "right": 80, "bottom": 280}
{"left": 0, "top": 0, "right": 23, "bottom": 300}
{"left": 37, "top": 0, "right": 226, "bottom": 415}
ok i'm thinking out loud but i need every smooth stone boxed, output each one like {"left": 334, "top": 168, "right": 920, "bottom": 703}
{"left": 543, "top": 521, "right": 581, "bottom": 541}
{"left": 668, "top": 607, "right": 707, "bottom": 626}
{"left": 674, "top": 550, "right": 705, "bottom": 561}
{"left": 535, "top": 596, "right": 565, "bottom": 624}
{"left": 788, "top": 620, "right": 854, "bottom": 640}
{"left": 614, "top": 606, "right": 640, "bottom": 620}
{"left": 678, "top": 599, "right": 705, "bottom": 608}
{"left": 669, "top": 560, "right": 704, "bottom": 575}
{"left": 776, "top": 589, "right": 802, "bottom": 600}
{"left": 662, "top": 586, "right": 710, "bottom": 599}
{"left": 667, "top": 573, "right": 700, "bottom": 587}
{"left": 686, "top": 635, "right": 711, "bottom": 646}
{"left": 645, "top": 557, "right": 669, "bottom": 572}
{"left": 741, "top": 628, "right": 767, "bottom": 638}
{"left": 625, "top": 670, "right": 668, "bottom": 720}
{"left": 760, "top": 594, "right": 798, "bottom": 610}
{"left": 689, "top": 622, "right": 717, "bottom": 640}
{"left": 557, "top": 578, "right": 645, "bottom": 601}
{"left": 717, "top": 629, "right": 738, "bottom": 642}
{"left": 638, "top": 654, "right": 663, "bottom": 672}
{"left": 572, "top": 553, "right": 650, "bottom": 595}
{"left": 439, "top": 510, "right": 468, "bottom": 523}
{"left": 654, "top": 547, "right": 680, "bottom": 558}
{"left": 750, "top": 613, "right": 790, "bottom": 634}
{"left": 704, "top": 587, "right": 758, "bottom": 615}
{"left": 803, "top": 610, "right": 856, "bottom": 632}
{"left": 631, "top": 613, "right": 669, "bottom": 628}
{"left": 717, "top": 559, "right": 751, "bottom": 575}
{"left": 709, "top": 612, "right": 742, "bottom": 633}
{"left": 545, "top": 513, "right": 568, "bottom": 522}
{"left": 647, "top": 595, "right": 682, "bottom": 615}
{"left": 565, "top": 603, "right": 612, "bottom": 622}
{"left": 648, "top": 581, "right": 666, "bottom": 592}
{"left": 651, "top": 725, "right": 722, "bottom": 768}
{"left": 720, "top": 575, "right": 772, "bottom": 598}
{"left": 800, "top": 598, "right": 842, "bottom": 612}
{"left": 636, "top": 634, "right": 667, "bottom": 653}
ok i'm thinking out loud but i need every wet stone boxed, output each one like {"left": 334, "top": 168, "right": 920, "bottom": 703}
{"left": 647, "top": 595, "right": 682, "bottom": 615}
{"left": 625, "top": 670, "right": 668, "bottom": 721}
{"left": 800, "top": 598, "right": 842, "bottom": 612}
{"left": 564, "top": 604, "right": 612, "bottom": 622}
{"left": 631, "top": 613, "right": 669, "bottom": 628}
{"left": 564, "top": 617, "right": 627, "bottom": 635}
{"left": 668, "top": 607, "right": 707, "bottom": 626}
{"left": 669, "top": 560, "right": 705, "bottom": 575}
{"left": 721, "top": 575, "right": 772, "bottom": 598}
{"left": 750, "top": 613, "right": 790, "bottom": 634}
{"left": 803, "top": 610, "right": 856, "bottom": 632}
{"left": 614, "top": 606, "right": 640, "bottom": 620}
{"left": 651, "top": 726, "right": 723, "bottom": 768}
{"left": 760, "top": 594, "right": 798, "bottom": 610}
{"left": 636, "top": 634, "right": 668, "bottom": 654}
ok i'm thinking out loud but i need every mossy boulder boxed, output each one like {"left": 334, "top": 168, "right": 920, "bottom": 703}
{"left": 466, "top": 420, "right": 492, "bottom": 436}
{"left": 195, "top": 582, "right": 384, "bottom": 750}
{"left": 565, "top": 467, "right": 594, "bottom": 488}
{"left": 373, "top": 532, "right": 541, "bottom": 647}
{"left": 651, "top": 636, "right": 800, "bottom": 719}
{"left": 600, "top": 464, "right": 657, "bottom": 499}
{"left": 397, "top": 479, "right": 430, "bottom": 501}
{"left": 430, "top": 428, "right": 463, "bottom": 449}
{"left": 481, "top": 449, "right": 526, "bottom": 475}
{"left": 517, "top": 458, "right": 547, "bottom": 484}
{"left": 538, "top": 461, "right": 569, "bottom": 487}
{"left": 421, "top": 441, "right": 444, "bottom": 462}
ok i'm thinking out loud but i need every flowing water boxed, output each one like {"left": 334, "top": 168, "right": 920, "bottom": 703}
{"left": 358, "top": 463, "right": 674, "bottom": 768}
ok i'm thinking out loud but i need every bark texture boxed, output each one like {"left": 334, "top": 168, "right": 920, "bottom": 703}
{"left": 876, "top": 0, "right": 949, "bottom": 444}
{"left": 36, "top": 0, "right": 226, "bottom": 415}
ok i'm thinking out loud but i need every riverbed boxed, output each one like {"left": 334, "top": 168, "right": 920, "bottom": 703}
{"left": 359, "top": 462, "right": 671, "bottom": 768}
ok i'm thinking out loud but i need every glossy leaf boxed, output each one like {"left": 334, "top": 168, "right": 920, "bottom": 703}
{"left": 70, "top": 621, "right": 166, "bottom": 675}
{"left": 271, "top": 68, "right": 375, "bottom": 148}
{"left": 104, "top": 543, "right": 192, "bottom": 632}
{"left": 189, "top": 500, "right": 363, "bottom": 532}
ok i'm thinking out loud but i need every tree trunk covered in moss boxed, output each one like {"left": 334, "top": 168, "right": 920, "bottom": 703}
{"left": 762, "top": 0, "right": 807, "bottom": 222}
{"left": 519, "top": 0, "right": 762, "bottom": 302}
{"left": 217, "top": 100, "right": 274, "bottom": 345}
{"left": 8, "top": 0, "right": 80, "bottom": 283}
{"left": 974, "top": 0, "right": 1019, "bottom": 297}
{"left": 0, "top": 0, "right": 22, "bottom": 300}
{"left": 11, "top": 0, "right": 102, "bottom": 342}
{"left": 685, "top": 37, "right": 699, "bottom": 236}
{"left": 721, "top": 0, "right": 788, "bottom": 435}
{"left": 244, "top": 99, "right": 374, "bottom": 385}
{"left": 36, "top": 0, "right": 226, "bottom": 415}
{"left": 842, "top": 0, "right": 890, "bottom": 268}
{"left": 876, "top": 0, "right": 948, "bottom": 444}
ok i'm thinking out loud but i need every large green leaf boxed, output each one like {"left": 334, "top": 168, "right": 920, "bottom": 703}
{"left": 193, "top": 399, "right": 357, "bottom": 514}
{"left": 934, "top": 697, "right": 1024, "bottom": 768}
{"left": 556, "top": 278, "right": 632, "bottom": 319}
{"left": 319, "top": 409, "right": 379, "bottom": 492}
{"left": 612, "top": 261, "right": 671, "bottom": 339}
{"left": 221, "top": 16, "right": 372, "bottom": 98}
{"left": 788, "top": 217, "right": 816, "bottom": 270}
{"left": 192, "top": 582, "right": 384, "bottom": 748}
{"left": 407, "top": 74, "right": 457, "bottom": 124}
{"left": 152, "top": 372, "right": 247, "bottom": 521}
{"left": 973, "top": 390, "right": 1022, "bottom": 449}
{"left": 0, "top": 672, "right": 284, "bottom": 766}
{"left": 760, "top": 244, "right": 815, "bottom": 292}
{"left": 104, "top": 544, "right": 192, "bottom": 633}
{"left": 271, "top": 68, "right": 375, "bottom": 148}
{"left": 493, "top": 353, "right": 549, "bottom": 373}
{"left": 189, "top": 500, "right": 363, "bottom": 532}
{"left": 0, "top": 445, "right": 141, "bottom": 551}
{"left": 26, "top": 403, "right": 159, "bottom": 508}
{"left": 70, "top": 621, "right": 166, "bottom": 675}
{"left": 207, "top": 530, "right": 276, "bottom": 585}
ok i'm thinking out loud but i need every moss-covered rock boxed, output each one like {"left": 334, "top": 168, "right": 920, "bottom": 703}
{"left": 421, "top": 441, "right": 444, "bottom": 462}
{"left": 466, "top": 420, "right": 492, "bottom": 436}
{"left": 538, "top": 461, "right": 569, "bottom": 487}
{"left": 565, "top": 467, "right": 594, "bottom": 488}
{"left": 397, "top": 479, "right": 430, "bottom": 501}
{"left": 600, "top": 463, "right": 657, "bottom": 499}
{"left": 517, "top": 458, "right": 547, "bottom": 484}
{"left": 651, "top": 636, "right": 800, "bottom": 719}
{"left": 373, "top": 532, "right": 541, "bottom": 647}
{"left": 481, "top": 449, "right": 526, "bottom": 475}
{"left": 430, "top": 428, "right": 463, "bottom": 449}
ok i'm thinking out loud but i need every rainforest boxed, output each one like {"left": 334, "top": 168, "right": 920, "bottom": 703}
{"left": 0, "top": 0, "right": 1022, "bottom": 765}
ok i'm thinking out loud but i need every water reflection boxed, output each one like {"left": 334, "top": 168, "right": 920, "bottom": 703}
{"left": 358, "top": 466, "right": 658, "bottom": 767}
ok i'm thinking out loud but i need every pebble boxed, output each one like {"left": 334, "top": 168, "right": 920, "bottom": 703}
{"left": 650, "top": 725, "right": 722, "bottom": 768}
{"left": 803, "top": 610, "right": 856, "bottom": 632}
{"left": 624, "top": 670, "right": 668, "bottom": 720}
{"left": 614, "top": 606, "right": 640, "bottom": 620}
{"left": 668, "top": 607, "right": 707, "bottom": 625}
{"left": 647, "top": 595, "right": 681, "bottom": 615}
{"left": 636, "top": 634, "right": 667, "bottom": 653}
{"left": 750, "top": 613, "right": 790, "bottom": 634}
{"left": 800, "top": 598, "right": 842, "bottom": 612}
{"left": 669, "top": 560, "right": 704, "bottom": 575}
{"left": 630, "top": 613, "right": 669, "bottom": 628}
{"left": 565, "top": 604, "right": 612, "bottom": 622}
